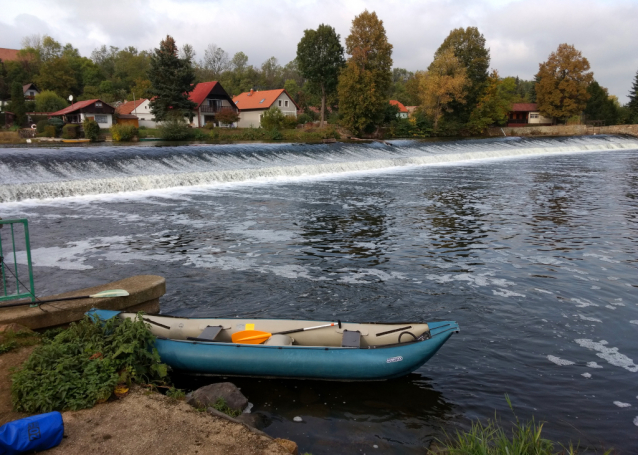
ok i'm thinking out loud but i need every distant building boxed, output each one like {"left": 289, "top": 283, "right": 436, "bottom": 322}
{"left": 406, "top": 106, "right": 418, "bottom": 117}
{"left": 49, "top": 99, "right": 115, "bottom": 128}
{"left": 116, "top": 99, "right": 146, "bottom": 127}
{"left": 0, "top": 48, "right": 21, "bottom": 62}
{"left": 233, "top": 89, "right": 298, "bottom": 128}
{"left": 507, "top": 103, "right": 553, "bottom": 126}
{"left": 389, "top": 100, "right": 409, "bottom": 118}
{"left": 23, "top": 83, "right": 40, "bottom": 100}
{"left": 189, "top": 81, "right": 238, "bottom": 128}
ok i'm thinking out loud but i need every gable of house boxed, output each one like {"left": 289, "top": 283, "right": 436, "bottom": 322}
{"left": 117, "top": 99, "right": 147, "bottom": 115}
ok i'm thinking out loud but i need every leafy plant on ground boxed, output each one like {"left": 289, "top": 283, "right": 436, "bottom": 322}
{"left": 212, "top": 397, "right": 241, "bottom": 418}
{"left": 157, "top": 117, "right": 192, "bottom": 141}
{"left": 11, "top": 314, "right": 168, "bottom": 413}
{"left": 83, "top": 118, "right": 101, "bottom": 142}
{"left": 111, "top": 124, "right": 139, "bottom": 142}
{"left": 166, "top": 387, "right": 186, "bottom": 400}
{"left": 0, "top": 329, "right": 41, "bottom": 355}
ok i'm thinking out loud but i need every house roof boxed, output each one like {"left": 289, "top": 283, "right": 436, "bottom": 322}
{"left": 389, "top": 100, "right": 408, "bottom": 113}
{"left": 233, "top": 89, "right": 299, "bottom": 111}
{"left": 116, "top": 99, "right": 147, "bottom": 115}
{"left": 49, "top": 99, "right": 112, "bottom": 116}
{"left": 510, "top": 103, "right": 538, "bottom": 112}
{"left": 0, "top": 48, "right": 20, "bottom": 62}
{"left": 189, "top": 82, "right": 219, "bottom": 108}
{"left": 23, "top": 83, "right": 38, "bottom": 94}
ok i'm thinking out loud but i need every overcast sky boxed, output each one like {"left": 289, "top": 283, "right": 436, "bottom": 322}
{"left": 2, "top": 0, "right": 637, "bottom": 102}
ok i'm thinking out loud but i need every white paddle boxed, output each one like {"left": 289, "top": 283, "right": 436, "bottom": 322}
{"left": 0, "top": 289, "right": 130, "bottom": 309}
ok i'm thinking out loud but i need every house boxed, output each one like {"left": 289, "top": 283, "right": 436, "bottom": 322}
{"left": 48, "top": 99, "right": 115, "bottom": 127}
{"left": 233, "top": 89, "right": 298, "bottom": 128}
{"left": 389, "top": 100, "right": 408, "bottom": 118}
{"left": 406, "top": 106, "right": 418, "bottom": 117}
{"left": 188, "top": 81, "right": 238, "bottom": 128}
{"left": 0, "top": 48, "right": 21, "bottom": 62}
{"left": 23, "top": 83, "right": 40, "bottom": 100}
{"left": 507, "top": 103, "right": 553, "bottom": 126}
{"left": 116, "top": 99, "right": 146, "bottom": 127}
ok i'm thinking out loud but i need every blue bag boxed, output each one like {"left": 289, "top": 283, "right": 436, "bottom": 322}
{"left": 0, "top": 412, "right": 64, "bottom": 455}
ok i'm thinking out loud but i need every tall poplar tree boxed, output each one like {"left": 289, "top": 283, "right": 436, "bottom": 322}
{"left": 297, "top": 24, "right": 345, "bottom": 127}
{"left": 628, "top": 69, "right": 638, "bottom": 122}
{"left": 535, "top": 43, "right": 593, "bottom": 123}
{"left": 337, "top": 10, "right": 393, "bottom": 136}
{"left": 148, "top": 35, "right": 197, "bottom": 121}
{"left": 10, "top": 81, "right": 26, "bottom": 126}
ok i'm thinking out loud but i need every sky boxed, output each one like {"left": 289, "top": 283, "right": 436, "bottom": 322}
{"left": 1, "top": 0, "right": 637, "bottom": 102}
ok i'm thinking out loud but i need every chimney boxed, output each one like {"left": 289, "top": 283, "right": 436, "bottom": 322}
{"left": 249, "top": 89, "right": 254, "bottom": 96}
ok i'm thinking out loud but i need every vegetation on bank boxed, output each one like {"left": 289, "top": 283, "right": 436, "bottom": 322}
{"left": 0, "top": 327, "right": 41, "bottom": 354}
{"left": 10, "top": 314, "right": 168, "bottom": 413}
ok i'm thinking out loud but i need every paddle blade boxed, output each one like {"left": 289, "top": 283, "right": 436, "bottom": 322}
{"left": 232, "top": 330, "right": 271, "bottom": 344}
{"left": 89, "top": 289, "right": 130, "bottom": 298}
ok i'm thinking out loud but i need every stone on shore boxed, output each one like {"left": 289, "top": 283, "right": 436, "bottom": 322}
{"left": 275, "top": 438, "right": 299, "bottom": 455}
{"left": 187, "top": 382, "right": 249, "bottom": 412}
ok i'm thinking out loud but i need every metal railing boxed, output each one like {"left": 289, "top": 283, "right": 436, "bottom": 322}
{"left": 0, "top": 219, "right": 36, "bottom": 304}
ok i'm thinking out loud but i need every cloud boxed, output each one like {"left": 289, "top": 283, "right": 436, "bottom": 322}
{"left": 1, "top": 0, "right": 636, "bottom": 101}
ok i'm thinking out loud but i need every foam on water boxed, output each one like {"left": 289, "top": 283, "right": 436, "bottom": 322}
{"left": 1, "top": 136, "right": 637, "bottom": 203}
{"left": 575, "top": 339, "right": 638, "bottom": 372}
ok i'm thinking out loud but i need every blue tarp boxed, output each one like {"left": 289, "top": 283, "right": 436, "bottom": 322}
{"left": 0, "top": 412, "right": 64, "bottom": 455}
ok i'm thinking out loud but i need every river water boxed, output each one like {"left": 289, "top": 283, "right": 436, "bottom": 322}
{"left": 1, "top": 136, "right": 637, "bottom": 453}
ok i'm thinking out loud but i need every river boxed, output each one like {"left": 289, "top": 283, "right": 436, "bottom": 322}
{"left": 1, "top": 136, "right": 637, "bottom": 453}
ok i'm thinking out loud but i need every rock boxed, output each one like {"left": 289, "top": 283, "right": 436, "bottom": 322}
{"left": 275, "top": 438, "right": 298, "bottom": 455}
{"left": 186, "top": 382, "right": 248, "bottom": 412}
{"left": 234, "top": 412, "right": 267, "bottom": 430}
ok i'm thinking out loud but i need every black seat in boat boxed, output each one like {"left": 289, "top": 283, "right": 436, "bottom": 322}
{"left": 187, "top": 325, "right": 223, "bottom": 343}
{"left": 342, "top": 330, "right": 361, "bottom": 348}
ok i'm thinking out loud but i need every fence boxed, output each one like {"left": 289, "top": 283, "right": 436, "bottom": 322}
{"left": 0, "top": 219, "right": 36, "bottom": 305}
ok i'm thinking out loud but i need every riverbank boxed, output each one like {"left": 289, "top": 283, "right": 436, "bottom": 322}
{"left": 488, "top": 123, "right": 638, "bottom": 137}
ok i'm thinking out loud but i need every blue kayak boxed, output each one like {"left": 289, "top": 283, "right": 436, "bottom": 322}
{"left": 88, "top": 309, "right": 459, "bottom": 381}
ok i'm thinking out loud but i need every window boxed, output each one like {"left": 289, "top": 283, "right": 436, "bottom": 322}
{"left": 278, "top": 100, "right": 282, "bottom": 107}
{"left": 95, "top": 102, "right": 102, "bottom": 107}
{"left": 284, "top": 100, "right": 289, "bottom": 107}
{"left": 260, "top": 98, "right": 265, "bottom": 104}
{"left": 530, "top": 114, "right": 539, "bottom": 119}
{"left": 95, "top": 114, "right": 108, "bottom": 124}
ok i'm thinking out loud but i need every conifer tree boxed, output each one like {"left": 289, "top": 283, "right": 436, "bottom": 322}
{"left": 628, "top": 69, "right": 638, "bottom": 122}
{"left": 337, "top": 10, "right": 393, "bottom": 136}
{"left": 148, "top": 35, "right": 197, "bottom": 121}
{"left": 10, "top": 81, "right": 27, "bottom": 126}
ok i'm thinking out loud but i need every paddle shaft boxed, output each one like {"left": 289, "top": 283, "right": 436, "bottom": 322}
{"left": 0, "top": 293, "right": 122, "bottom": 309}
{"left": 274, "top": 322, "right": 340, "bottom": 336}
{"left": 232, "top": 321, "right": 342, "bottom": 343}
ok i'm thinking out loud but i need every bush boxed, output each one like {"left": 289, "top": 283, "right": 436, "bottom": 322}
{"left": 11, "top": 314, "right": 168, "bottom": 413}
{"left": 297, "top": 113, "right": 312, "bottom": 125}
{"left": 282, "top": 115, "right": 298, "bottom": 129}
{"left": 83, "top": 119, "right": 100, "bottom": 142}
{"left": 202, "top": 122, "right": 216, "bottom": 130}
{"left": 190, "top": 128, "right": 208, "bottom": 140}
{"left": 36, "top": 119, "right": 49, "bottom": 133}
{"left": 111, "top": 124, "right": 139, "bottom": 142}
{"left": 158, "top": 118, "right": 192, "bottom": 141}
{"left": 62, "top": 124, "right": 80, "bottom": 139}
{"left": 261, "top": 106, "right": 286, "bottom": 130}
{"left": 34, "top": 90, "right": 68, "bottom": 113}
{"left": 47, "top": 117, "right": 64, "bottom": 135}
{"left": 42, "top": 125, "right": 57, "bottom": 137}
{"left": 216, "top": 108, "right": 240, "bottom": 126}
{"left": 267, "top": 128, "right": 283, "bottom": 140}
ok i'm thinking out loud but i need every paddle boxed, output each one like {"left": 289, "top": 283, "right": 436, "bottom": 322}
{"left": 232, "top": 321, "right": 341, "bottom": 344}
{"left": 0, "top": 289, "right": 130, "bottom": 309}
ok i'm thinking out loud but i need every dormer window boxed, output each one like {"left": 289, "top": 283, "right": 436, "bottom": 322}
{"left": 95, "top": 102, "right": 103, "bottom": 107}
{"left": 260, "top": 98, "right": 265, "bottom": 104}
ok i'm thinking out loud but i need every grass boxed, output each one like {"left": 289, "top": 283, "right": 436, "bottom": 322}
{"left": 137, "top": 125, "right": 342, "bottom": 143}
{"left": 0, "top": 328, "right": 41, "bottom": 354}
{"left": 431, "top": 396, "right": 609, "bottom": 455}
{"left": 0, "top": 131, "right": 25, "bottom": 144}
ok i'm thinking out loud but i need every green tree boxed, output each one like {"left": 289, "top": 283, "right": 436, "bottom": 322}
{"left": 535, "top": 43, "right": 593, "bottom": 123}
{"left": 628, "top": 69, "right": 638, "bottom": 122}
{"left": 419, "top": 47, "right": 468, "bottom": 130}
{"left": 10, "top": 81, "right": 26, "bottom": 125}
{"left": 583, "top": 81, "right": 618, "bottom": 125}
{"left": 0, "top": 59, "right": 9, "bottom": 102}
{"left": 261, "top": 106, "right": 286, "bottom": 130}
{"left": 297, "top": 24, "right": 345, "bottom": 126}
{"left": 338, "top": 10, "right": 393, "bottom": 135}
{"left": 148, "top": 35, "right": 197, "bottom": 121}
{"left": 34, "top": 90, "right": 67, "bottom": 112}
{"left": 467, "top": 70, "right": 511, "bottom": 134}
{"left": 36, "top": 57, "right": 80, "bottom": 97}
{"left": 283, "top": 79, "right": 301, "bottom": 103}
{"left": 432, "top": 27, "right": 490, "bottom": 123}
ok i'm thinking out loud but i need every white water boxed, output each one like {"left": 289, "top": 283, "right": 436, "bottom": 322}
{"left": 1, "top": 136, "right": 637, "bottom": 203}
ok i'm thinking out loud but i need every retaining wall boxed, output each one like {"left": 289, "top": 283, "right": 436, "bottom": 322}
{"left": 487, "top": 124, "right": 638, "bottom": 138}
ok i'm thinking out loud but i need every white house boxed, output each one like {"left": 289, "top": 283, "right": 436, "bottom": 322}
{"left": 507, "top": 103, "right": 553, "bottom": 126}
{"left": 389, "top": 100, "right": 408, "bottom": 119}
{"left": 49, "top": 99, "right": 115, "bottom": 128}
{"left": 233, "top": 89, "right": 298, "bottom": 128}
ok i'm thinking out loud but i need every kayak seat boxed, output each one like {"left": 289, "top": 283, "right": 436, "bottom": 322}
{"left": 186, "top": 325, "right": 223, "bottom": 343}
{"left": 342, "top": 330, "right": 361, "bottom": 348}
{"left": 263, "top": 334, "right": 293, "bottom": 346}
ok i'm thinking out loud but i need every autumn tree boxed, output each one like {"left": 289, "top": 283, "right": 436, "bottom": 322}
{"left": 297, "top": 24, "right": 345, "bottom": 126}
{"left": 466, "top": 70, "right": 511, "bottom": 134}
{"left": 535, "top": 44, "right": 593, "bottom": 122}
{"left": 583, "top": 81, "right": 618, "bottom": 125}
{"left": 419, "top": 47, "right": 468, "bottom": 130}
{"left": 338, "top": 10, "right": 393, "bottom": 135}
{"left": 432, "top": 27, "right": 490, "bottom": 123}
{"left": 628, "top": 69, "right": 638, "bottom": 122}
{"left": 148, "top": 35, "right": 197, "bottom": 121}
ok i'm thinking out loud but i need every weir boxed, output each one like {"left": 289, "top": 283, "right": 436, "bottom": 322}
{"left": 1, "top": 136, "right": 637, "bottom": 203}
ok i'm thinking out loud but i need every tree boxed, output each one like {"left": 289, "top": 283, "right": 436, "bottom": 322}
{"left": 297, "top": 24, "right": 345, "bottom": 126}
{"left": 201, "top": 44, "right": 229, "bottom": 79}
{"left": 10, "top": 81, "right": 26, "bottom": 126}
{"left": 432, "top": 27, "right": 490, "bottom": 123}
{"left": 535, "top": 43, "right": 593, "bottom": 123}
{"left": 148, "top": 35, "right": 197, "bottom": 121}
{"left": 261, "top": 106, "right": 286, "bottom": 130}
{"left": 337, "top": 10, "right": 393, "bottom": 135}
{"left": 628, "top": 69, "right": 638, "bottom": 122}
{"left": 36, "top": 57, "right": 80, "bottom": 97}
{"left": 467, "top": 70, "right": 511, "bottom": 134}
{"left": 230, "top": 52, "right": 249, "bottom": 73}
{"left": 34, "top": 90, "right": 67, "bottom": 112}
{"left": 583, "top": 81, "right": 618, "bottom": 125}
{"left": 0, "top": 59, "right": 9, "bottom": 102}
{"left": 419, "top": 47, "right": 468, "bottom": 130}
{"left": 216, "top": 108, "right": 240, "bottom": 126}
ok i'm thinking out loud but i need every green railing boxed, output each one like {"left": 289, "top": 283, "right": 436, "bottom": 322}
{"left": 0, "top": 219, "right": 36, "bottom": 304}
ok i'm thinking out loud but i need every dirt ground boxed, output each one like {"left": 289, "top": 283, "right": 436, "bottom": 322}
{"left": 1, "top": 347, "right": 292, "bottom": 455}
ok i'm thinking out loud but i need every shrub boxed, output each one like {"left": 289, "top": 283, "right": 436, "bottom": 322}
{"left": 209, "top": 129, "right": 220, "bottom": 140}
{"left": 282, "top": 115, "right": 298, "bottom": 129}
{"left": 297, "top": 113, "right": 312, "bottom": 125}
{"left": 83, "top": 119, "right": 100, "bottom": 142}
{"left": 111, "top": 124, "right": 139, "bottom": 142}
{"left": 62, "top": 124, "right": 80, "bottom": 139}
{"left": 158, "top": 118, "right": 192, "bottom": 141}
{"left": 42, "top": 125, "right": 57, "bottom": 137}
{"left": 190, "top": 128, "right": 208, "bottom": 140}
{"left": 34, "top": 90, "right": 68, "bottom": 113}
{"left": 202, "top": 122, "right": 216, "bottom": 130}
{"left": 216, "top": 108, "right": 240, "bottom": 126}
{"left": 11, "top": 314, "right": 168, "bottom": 413}
{"left": 261, "top": 106, "right": 286, "bottom": 130}
{"left": 36, "top": 119, "right": 49, "bottom": 133}
{"left": 47, "top": 117, "right": 64, "bottom": 135}
{"left": 267, "top": 128, "right": 283, "bottom": 140}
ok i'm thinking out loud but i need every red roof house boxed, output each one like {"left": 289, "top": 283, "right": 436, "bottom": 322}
{"left": 188, "top": 81, "right": 238, "bottom": 127}
{"left": 389, "top": 100, "right": 409, "bottom": 118}
{"left": 508, "top": 103, "right": 553, "bottom": 126}
{"left": 0, "top": 48, "right": 21, "bottom": 62}
{"left": 232, "top": 89, "right": 298, "bottom": 128}
{"left": 116, "top": 99, "right": 146, "bottom": 115}
{"left": 49, "top": 99, "right": 116, "bottom": 127}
